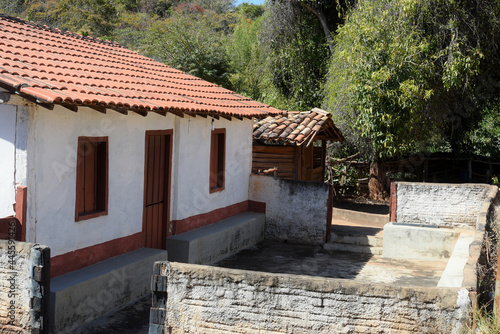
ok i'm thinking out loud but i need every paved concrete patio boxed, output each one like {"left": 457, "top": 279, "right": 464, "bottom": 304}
{"left": 216, "top": 240, "right": 448, "bottom": 287}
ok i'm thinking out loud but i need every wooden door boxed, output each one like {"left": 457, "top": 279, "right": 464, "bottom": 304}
{"left": 143, "top": 130, "right": 173, "bottom": 249}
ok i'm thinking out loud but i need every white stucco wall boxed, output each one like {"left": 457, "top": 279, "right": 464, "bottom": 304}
{"left": 0, "top": 104, "right": 16, "bottom": 217}
{"left": 171, "top": 116, "right": 252, "bottom": 221}
{"left": 0, "top": 102, "right": 29, "bottom": 218}
{"left": 26, "top": 104, "right": 253, "bottom": 256}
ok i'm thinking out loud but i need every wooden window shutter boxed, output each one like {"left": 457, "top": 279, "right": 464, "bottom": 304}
{"left": 75, "top": 137, "right": 108, "bottom": 221}
{"left": 210, "top": 129, "right": 225, "bottom": 193}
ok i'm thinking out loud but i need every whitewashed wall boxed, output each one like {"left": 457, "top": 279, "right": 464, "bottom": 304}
{"left": 27, "top": 104, "right": 253, "bottom": 257}
{"left": 0, "top": 102, "right": 29, "bottom": 218}
{"left": 171, "top": 116, "right": 252, "bottom": 221}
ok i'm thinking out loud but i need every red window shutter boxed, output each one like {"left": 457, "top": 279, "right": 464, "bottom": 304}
{"left": 210, "top": 129, "right": 225, "bottom": 192}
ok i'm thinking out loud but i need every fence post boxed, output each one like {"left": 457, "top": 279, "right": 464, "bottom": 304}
{"left": 389, "top": 182, "right": 397, "bottom": 223}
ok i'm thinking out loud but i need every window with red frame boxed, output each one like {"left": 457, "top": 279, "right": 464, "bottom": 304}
{"left": 210, "top": 129, "right": 225, "bottom": 192}
{"left": 75, "top": 137, "right": 108, "bottom": 221}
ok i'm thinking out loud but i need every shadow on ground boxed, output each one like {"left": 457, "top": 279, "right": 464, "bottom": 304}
{"left": 216, "top": 240, "right": 373, "bottom": 280}
{"left": 333, "top": 198, "right": 389, "bottom": 215}
{"left": 70, "top": 295, "right": 150, "bottom": 334}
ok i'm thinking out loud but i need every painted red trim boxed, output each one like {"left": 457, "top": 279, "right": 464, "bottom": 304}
{"left": 248, "top": 200, "right": 266, "bottom": 214}
{"left": 390, "top": 182, "right": 397, "bottom": 222}
{"left": 172, "top": 201, "right": 249, "bottom": 235}
{"left": 15, "top": 186, "right": 27, "bottom": 242}
{"left": 50, "top": 232, "right": 143, "bottom": 278}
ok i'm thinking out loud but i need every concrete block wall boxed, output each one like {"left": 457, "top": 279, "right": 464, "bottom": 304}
{"left": 0, "top": 238, "right": 50, "bottom": 334}
{"left": 249, "top": 174, "right": 331, "bottom": 245}
{"left": 150, "top": 262, "right": 470, "bottom": 334}
{"left": 391, "top": 182, "right": 491, "bottom": 228}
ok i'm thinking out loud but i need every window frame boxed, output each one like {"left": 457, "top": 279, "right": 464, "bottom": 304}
{"left": 75, "top": 136, "right": 109, "bottom": 222}
{"left": 209, "top": 128, "right": 226, "bottom": 193}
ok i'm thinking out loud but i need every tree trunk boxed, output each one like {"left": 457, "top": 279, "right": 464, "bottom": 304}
{"left": 299, "top": 2, "right": 335, "bottom": 55}
{"left": 368, "top": 157, "right": 389, "bottom": 200}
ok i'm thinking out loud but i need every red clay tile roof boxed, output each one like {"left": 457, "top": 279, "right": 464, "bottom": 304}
{"left": 253, "top": 108, "right": 345, "bottom": 146}
{"left": 0, "top": 14, "right": 283, "bottom": 119}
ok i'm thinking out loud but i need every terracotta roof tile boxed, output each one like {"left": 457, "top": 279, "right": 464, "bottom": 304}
{"left": 253, "top": 109, "right": 345, "bottom": 146}
{"left": 0, "top": 14, "right": 283, "bottom": 118}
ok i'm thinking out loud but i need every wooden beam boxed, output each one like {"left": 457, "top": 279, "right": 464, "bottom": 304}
{"left": 110, "top": 107, "right": 128, "bottom": 115}
{"left": 151, "top": 109, "right": 167, "bottom": 117}
{"left": 132, "top": 109, "right": 148, "bottom": 117}
{"left": 184, "top": 111, "right": 197, "bottom": 118}
{"left": 0, "top": 81, "right": 16, "bottom": 93}
{"left": 167, "top": 108, "right": 184, "bottom": 118}
{"left": 17, "top": 92, "right": 54, "bottom": 110}
{"left": 219, "top": 114, "right": 232, "bottom": 121}
{"left": 87, "top": 105, "right": 107, "bottom": 114}
{"left": 60, "top": 103, "right": 78, "bottom": 112}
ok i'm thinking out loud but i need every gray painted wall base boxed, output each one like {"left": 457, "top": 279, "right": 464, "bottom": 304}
{"left": 166, "top": 211, "right": 265, "bottom": 264}
{"left": 49, "top": 248, "right": 168, "bottom": 334}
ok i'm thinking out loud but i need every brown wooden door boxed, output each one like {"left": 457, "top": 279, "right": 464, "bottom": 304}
{"left": 143, "top": 130, "right": 173, "bottom": 249}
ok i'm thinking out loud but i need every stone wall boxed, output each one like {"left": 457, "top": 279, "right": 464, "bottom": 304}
{"left": 0, "top": 237, "right": 50, "bottom": 334}
{"left": 393, "top": 182, "right": 491, "bottom": 228}
{"left": 249, "top": 174, "right": 331, "bottom": 245}
{"left": 150, "top": 262, "right": 470, "bottom": 334}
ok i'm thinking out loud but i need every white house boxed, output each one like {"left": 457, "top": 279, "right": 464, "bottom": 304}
{"left": 0, "top": 14, "right": 282, "bottom": 280}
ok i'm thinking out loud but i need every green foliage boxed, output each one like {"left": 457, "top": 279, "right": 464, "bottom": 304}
{"left": 467, "top": 100, "right": 500, "bottom": 158}
{"left": 325, "top": 0, "right": 500, "bottom": 159}
{"left": 236, "top": 2, "right": 264, "bottom": 20}
{"left": 257, "top": 2, "right": 331, "bottom": 110}
{"left": 143, "top": 10, "right": 234, "bottom": 88}
{"left": 114, "top": 12, "right": 155, "bottom": 52}
{"left": 23, "top": 0, "right": 118, "bottom": 37}
{"left": 228, "top": 15, "right": 264, "bottom": 99}
{"left": 56, "top": 0, "right": 117, "bottom": 37}
{"left": 24, "top": 0, "right": 60, "bottom": 27}
{"left": 0, "top": 0, "right": 28, "bottom": 15}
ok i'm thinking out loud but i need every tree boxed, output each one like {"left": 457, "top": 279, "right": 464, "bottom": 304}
{"left": 228, "top": 13, "right": 264, "bottom": 99}
{"left": 143, "top": 8, "right": 234, "bottom": 88}
{"left": 256, "top": 1, "right": 331, "bottom": 110}
{"left": 56, "top": 0, "right": 117, "bottom": 37}
{"left": 324, "top": 0, "right": 500, "bottom": 199}
{"left": 271, "top": 0, "right": 351, "bottom": 55}
{"left": 0, "top": 0, "right": 28, "bottom": 15}
{"left": 236, "top": 2, "right": 264, "bottom": 20}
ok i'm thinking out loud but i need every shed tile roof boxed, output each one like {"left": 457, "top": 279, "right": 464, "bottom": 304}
{"left": 253, "top": 108, "right": 345, "bottom": 146}
{"left": 0, "top": 14, "right": 283, "bottom": 118}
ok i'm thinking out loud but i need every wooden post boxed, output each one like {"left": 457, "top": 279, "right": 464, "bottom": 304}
{"left": 15, "top": 186, "right": 27, "bottom": 242}
{"left": 468, "top": 159, "right": 472, "bottom": 182}
{"left": 389, "top": 182, "right": 397, "bottom": 223}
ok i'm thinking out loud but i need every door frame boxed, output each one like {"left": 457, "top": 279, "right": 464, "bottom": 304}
{"left": 142, "top": 129, "right": 173, "bottom": 248}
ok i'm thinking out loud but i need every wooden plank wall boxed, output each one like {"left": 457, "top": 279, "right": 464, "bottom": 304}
{"left": 311, "top": 146, "right": 324, "bottom": 182}
{"left": 252, "top": 146, "right": 297, "bottom": 179}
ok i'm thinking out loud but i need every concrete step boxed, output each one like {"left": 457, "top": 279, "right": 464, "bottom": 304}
{"left": 330, "top": 231, "right": 383, "bottom": 247}
{"left": 332, "top": 207, "right": 389, "bottom": 227}
{"left": 323, "top": 242, "right": 383, "bottom": 255}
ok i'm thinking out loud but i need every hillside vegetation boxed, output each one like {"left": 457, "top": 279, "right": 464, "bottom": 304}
{"left": 2, "top": 0, "right": 500, "bottom": 197}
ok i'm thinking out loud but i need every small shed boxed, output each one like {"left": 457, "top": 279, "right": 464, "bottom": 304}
{"left": 252, "top": 108, "right": 344, "bottom": 182}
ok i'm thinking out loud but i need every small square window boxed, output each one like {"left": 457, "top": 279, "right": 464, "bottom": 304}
{"left": 210, "top": 129, "right": 225, "bottom": 193}
{"left": 75, "top": 137, "right": 108, "bottom": 221}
